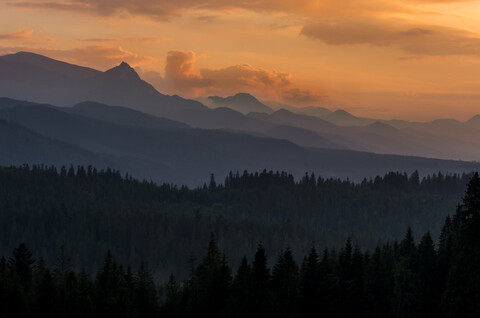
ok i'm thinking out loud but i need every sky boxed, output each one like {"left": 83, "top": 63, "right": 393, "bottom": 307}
{"left": 1, "top": 0, "right": 480, "bottom": 121}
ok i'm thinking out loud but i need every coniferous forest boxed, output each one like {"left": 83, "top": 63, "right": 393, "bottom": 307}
{"left": 0, "top": 165, "right": 473, "bottom": 280}
{"left": 0, "top": 171, "right": 479, "bottom": 317}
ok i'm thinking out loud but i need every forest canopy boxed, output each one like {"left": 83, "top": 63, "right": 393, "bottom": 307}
{"left": 1, "top": 172, "right": 479, "bottom": 317}
{"left": 0, "top": 165, "right": 474, "bottom": 281}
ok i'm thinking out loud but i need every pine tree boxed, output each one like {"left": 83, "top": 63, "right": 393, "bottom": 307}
{"left": 228, "top": 256, "right": 254, "bottom": 318}
{"left": 394, "top": 228, "right": 417, "bottom": 318}
{"left": 134, "top": 262, "right": 159, "bottom": 318}
{"left": 36, "top": 269, "right": 56, "bottom": 318}
{"left": 209, "top": 173, "right": 217, "bottom": 190}
{"left": 365, "top": 246, "right": 394, "bottom": 318}
{"left": 444, "top": 172, "right": 480, "bottom": 317}
{"left": 437, "top": 215, "right": 455, "bottom": 291}
{"left": 251, "top": 243, "right": 271, "bottom": 318}
{"left": 9, "top": 243, "right": 35, "bottom": 290}
{"left": 299, "top": 247, "right": 320, "bottom": 317}
{"left": 162, "top": 274, "right": 181, "bottom": 317}
{"left": 417, "top": 231, "right": 439, "bottom": 317}
{"left": 77, "top": 269, "right": 95, "bottom": 318}
{"left": 95, "top": 251, "right": 129, "bottom": 318}
{"left": 185, "top": 234, "right": 230, "bottom": 318}
{"left": 271, "top": 247, "right": 299, "bottom": 318}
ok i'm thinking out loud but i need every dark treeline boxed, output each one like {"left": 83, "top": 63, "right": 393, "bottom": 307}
{"left": 1, "top": 172, "right": 479, "bottom": 317}
{"left": 0, "top": 165, "right": 473, "bottom": 280}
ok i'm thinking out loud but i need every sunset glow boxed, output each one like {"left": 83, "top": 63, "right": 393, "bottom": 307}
{"left": 2, "top": 0, "right": 480, "bottom": 120}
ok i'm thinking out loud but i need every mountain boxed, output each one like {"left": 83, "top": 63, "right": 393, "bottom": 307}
{"left": 1, "top": 52, "right": 479, "bottom": 162}
{"left": 0, "top": 52, "right": 207, "bottom": 116}
{"left": 208, "top": 93, "right": 273, "bottom": 114}
{"left": 294, "top": 106, "right": 332, "bottom": 117}
{"left": 262, "top": 125, "right": 343, "bottom": 149}
{"left": 466, "top": 114, "right": 480, "bottom": 129}
{"left": 265, "top": 101, "right": 332, "bottom": 117}
{"left": 0, "top": 119, "right": 114, "bottom": 168}
{"left": 67, "top": 101, "right": 189, "bottom": 130}
{"left": 1, "top": 99, "right": 479, "bottom": 185}
{"left": 71, "top": 100, "right": 343, "bottom": 150}
{"left": 165, "top": 107, "right": 275, "bottom": 132}
{"left": 248, "top": 109, "right": 340, "bottom": 134}
{"left": 247, "top": 109, "right": 480, "bottom": 160}
{"left": 321, "top": 109, "right": 376, "bottom": 126}
{"left": 0, "top": 97, "right": 38, "bottom": 110}
{"left": 387, "top": 117, "right": 480, "bottom": 146}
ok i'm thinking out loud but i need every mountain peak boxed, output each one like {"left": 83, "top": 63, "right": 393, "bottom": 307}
{"left": 332, "top": 109, "right": 354, "bottom": 117}
{"left": 468, "top": 114, "right": 480, "bottom": 123}
{"left": 208, "top": 92, "right": 261, "bottom": 105}
{"left": 233, "top": 92, "right": 259, "bottom": 101}
{"left": 104, "top": 61, "right": 140, "bottom": 80}
{"left": 207, "top": 92, "right": 273, "bottom": 114}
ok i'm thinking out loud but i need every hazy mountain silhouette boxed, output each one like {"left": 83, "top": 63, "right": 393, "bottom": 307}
{"left": 0, "top": 52, "right": 207, "bottom": 116}
{"left": 208, "top": 93, "right": 273, "bottom": 114}
{"left": 265, "top": 101, "right": 332, "bottom": 117}
{"left": 248, "top": 109, "right": 339, "bottom": 133}
{"left": 246, "top": 107, "right": 480, "bottom": 160}
{"left": 166, "top": 107, "right": 275, "bottom": 132}
{"left": 0, "top": 119, "right": 114, "bottom": 168}
{"left": 262, "top": 125, "right": 343, "bottom": 149}
{"left": 1, "top": 51, "right": 478, "bottom": 162}
{"left": 1, "top": 98, "right": 479, "bottom": 185}
{"left": 387, "top": 117, "right": 480, "bottom": 146}
{"left": 321, "top": 109, "right": 377, "bottom": 126}
{"left": 67, "top": 101, "right": 189, "bottom": 130}
{"left": 468, "top": 114, "right": 480, "bottom": 122}
{"left": 0, "top": 97, "right": 38, "bottom": 110}
{"left": 293, "top": 105, "right": 332, "bottom": 117}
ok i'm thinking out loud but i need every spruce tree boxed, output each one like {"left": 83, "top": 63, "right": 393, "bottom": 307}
{"left": 417, "top": 231, "right": 439, "bottom": 317}
{"left": 271, "top": 247, "right": 299, "bottom": 318}
{"left": 252, "top": 243, "right": 270, "bottom": 318}
{"left": 444, "top": 172, "right": 480, "bottom": 317}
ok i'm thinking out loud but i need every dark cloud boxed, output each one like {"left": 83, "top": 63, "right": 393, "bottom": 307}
{"left": 7, "top": 0, "right": 414, "bottom": 20}
{"left": 301, "top": 19, "right": 480, "bottom": 57}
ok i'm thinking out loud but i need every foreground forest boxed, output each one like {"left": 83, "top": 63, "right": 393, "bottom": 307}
{"left": 0, "top": 165, "right": 474, "bottom": 280}
{"left": 1, "top": 172, "right": 479, "bottom": 317}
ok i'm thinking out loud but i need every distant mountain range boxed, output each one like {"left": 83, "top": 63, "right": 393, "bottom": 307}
{"left": 0, "top": 51, "right": 479, "bottom": 184}
{"left": 0, "top": 52, "right": 206, "bottom": 116}
{"left": 207, "top": 93, "right": 273, "bottom": 114}
{"left": 1, "top": 97, "right": 479, "bottom": 185}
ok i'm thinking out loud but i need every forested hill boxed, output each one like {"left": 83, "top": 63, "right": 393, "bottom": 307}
{"left": 0, "top": 165, "right": 474, "bottom": 280}
{"left": 2, "top": 173, "right": 480, "bottom": 318}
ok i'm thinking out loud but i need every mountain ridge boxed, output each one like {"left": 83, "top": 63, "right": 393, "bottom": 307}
{"left": 0, "top": 52, "right": 207, "bottom": 115}
{"left": 208, "top": 92, "right": 273, "bottom": 114}
{"left": 2, "top": 97, "right": 479, "bottom": 185}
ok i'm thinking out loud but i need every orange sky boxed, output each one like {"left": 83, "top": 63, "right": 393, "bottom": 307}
{"left": 1, "top": 0, "right": 480, "bottom": 120}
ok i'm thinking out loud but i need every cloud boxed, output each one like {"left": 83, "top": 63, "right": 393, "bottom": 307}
{"left": 155, "top": 50, "right": 321, "bottom": 104}
{"left": 0, "top": 28, "right": 54, "bottom": 44}
{"left": 6, "top": 0, "right": 415, "bottom": 20}
{"left": 281, "top": 88, "right": 323, "bottom": 104}
{"left": 9, "top": 0, "right": 476, "bottom": 21}
{"left": 164, "top": 50, "right": 207, "bottom": 88}
{"left": 0, "top": 45, "right": 157, "bottom": 70}
{"left": 301, "top": 19, "right": 480, "bottom": 57}
{"left": 75, "top": 37, "right": 169, "bottom": 44}
{"left": 0, "top": 28, "right": 34, "bottom": 40}
{"left": 52, "top": 45, "right": 158, "bottom": 69}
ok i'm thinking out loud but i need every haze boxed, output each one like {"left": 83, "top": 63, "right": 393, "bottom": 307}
{"left": 2, "top": 0, "right": 480, "bottom": 120}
